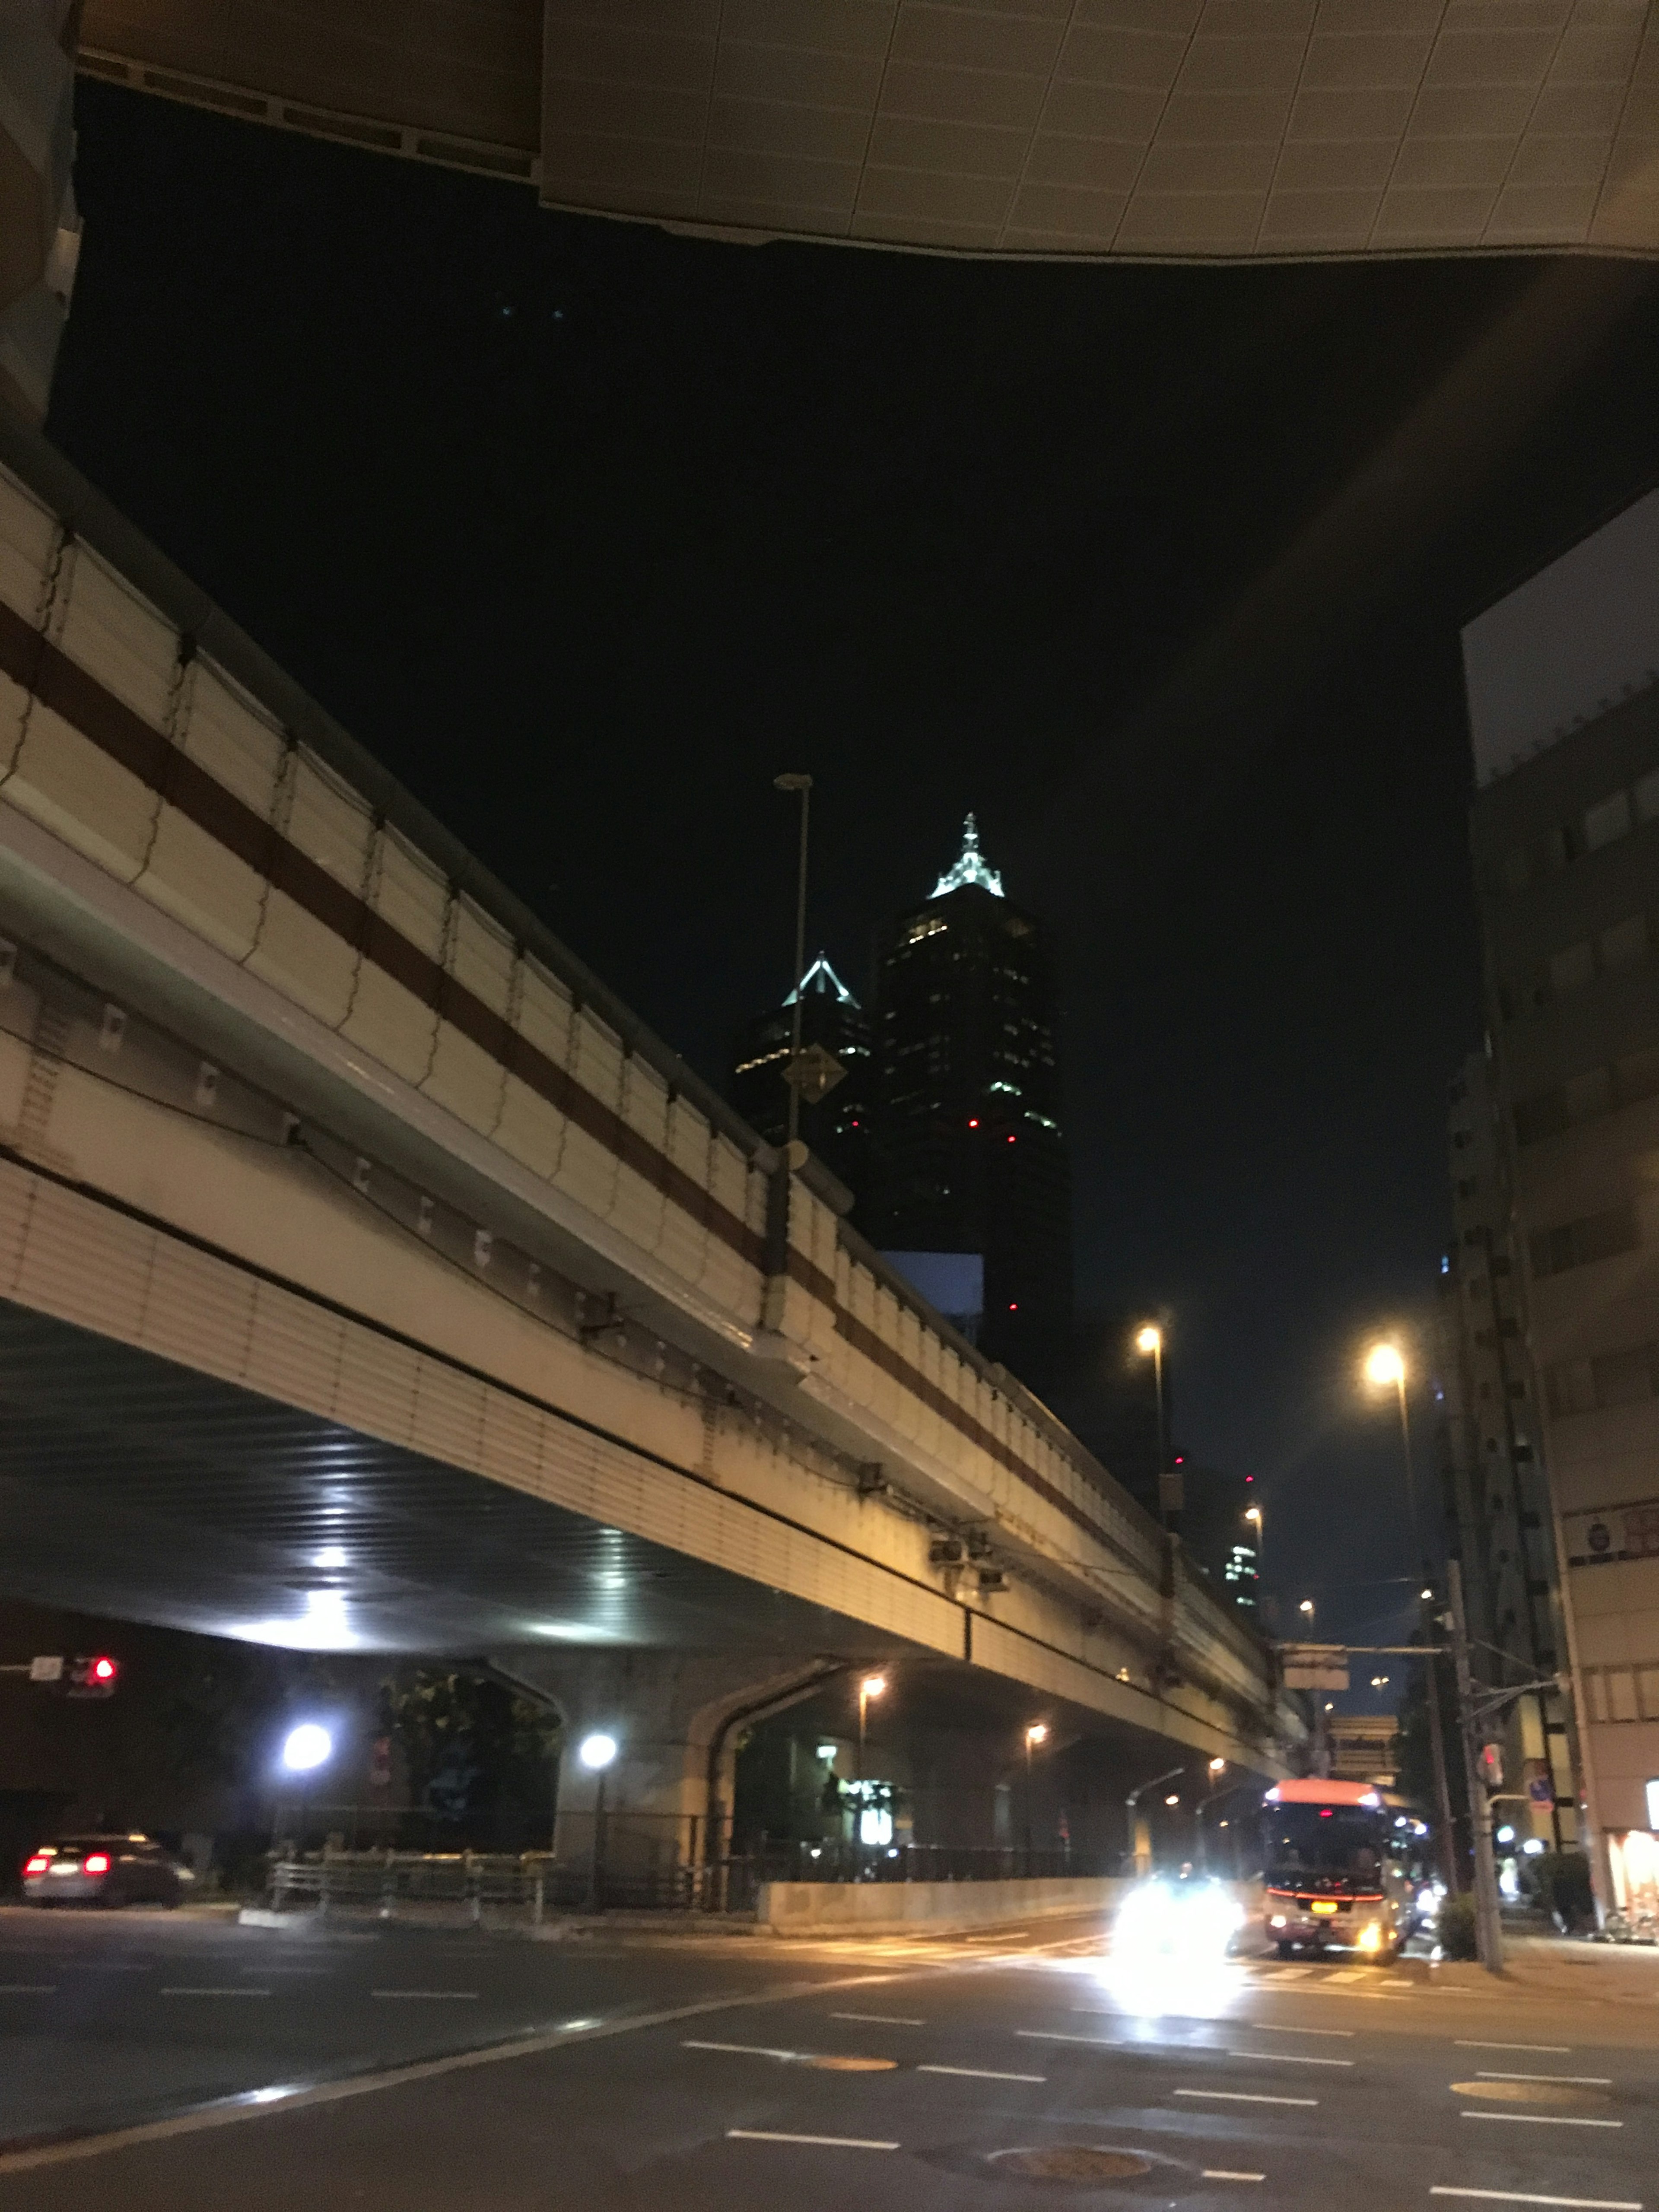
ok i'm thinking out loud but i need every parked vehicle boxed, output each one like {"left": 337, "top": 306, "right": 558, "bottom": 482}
{"left": 21, "top": 1835, "right": 193, "bottom": 1907}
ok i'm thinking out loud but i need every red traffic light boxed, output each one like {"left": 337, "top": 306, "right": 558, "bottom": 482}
{"left": 65, "top": 1654, "right": 120, "bottom": 1698}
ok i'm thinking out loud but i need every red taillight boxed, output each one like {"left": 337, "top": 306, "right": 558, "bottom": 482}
{"left": 22, "top": 1855, "right": 48, "bottom": 1875}
{"left": 91, "top": 1657, "right": 117, "bottom": 1683}
{"left": 83, "top": 1853, "right": 111, "bottom": 1875}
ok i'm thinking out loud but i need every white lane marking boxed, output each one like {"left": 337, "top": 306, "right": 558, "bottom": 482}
{"left": 831, "top": 2012, "right": 924, "bottom": 2027}
{"left": 1173, "top": 2090, "right": 1317, "bottom": 2109}
{"left": 1204, "top": 2174, "right": 1266, "bottom": 2184}
{"left": 918, "top": 2065, "right": 1045, "bottom": 2083}
{"left": 684, "top": 2040, "right": 797, "bottom": 2060}
{"left": 0, "top": 1984, "right": 56, "bottom": 1994}
{"left": 728, "top": 2131, "right": 898, "bottom": 2151}
{"left": 1431, "top": 2193, "right": 1641, "bottom": 2209}
{"left": 1460, "top": 2113, "right": 1621, "bottom": 2130}
{"left": 159, "top": 1987, "right": 270, "bottom": 1997}
{"left": 1248, "top": 2023, "right": 1353, "bottom": 2038}
{"left": 1476, "top": 2072, "right": 1612, "bottom": 2087}
{"left": 1230, "top": 2050, "right": 1354, "bottom": 2069}
{"left": 1017, "top": 2028, "right": 1111, "bottom": 2046}
{"left": 1456, "top": 2041, "right": 1571, "bottom": 2055}
{"left": 370, "top": 1990, "right": 480, "bottom": 2001}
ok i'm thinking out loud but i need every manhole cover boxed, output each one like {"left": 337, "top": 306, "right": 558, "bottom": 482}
{"left": 805, "top": 2054, "right": 898, "bottom": 2072}
{"left": 990, "top": 2148, "right": 1154, "bottom": 2182}
{"left": 1451, "top": 2081, "right": 1609, "bottom": 2110}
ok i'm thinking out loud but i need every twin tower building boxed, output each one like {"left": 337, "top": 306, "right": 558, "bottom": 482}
{"left": 730, "top": 815, "right": 1073, "bottom": 1384}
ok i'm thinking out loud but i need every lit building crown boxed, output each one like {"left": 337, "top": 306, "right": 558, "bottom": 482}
{"left": 782, "top": 953, "right": 859, "bottom": 1006}
{"left": 930, "top": 812, "right": 1004, "bottom": 900}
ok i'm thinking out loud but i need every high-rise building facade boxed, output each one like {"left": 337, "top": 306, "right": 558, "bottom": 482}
{"left": 1435, "top": 1048, "right": 1577, "bottom": 1861}
{"left": 868, "top": 816, "right": 1073, "bottom": 1373}
{"left": 729, "top": 954, "right": 872, "bottom": 1198}
{"left": 1462, "top": 489, "right": 1659, "bottom": 1916}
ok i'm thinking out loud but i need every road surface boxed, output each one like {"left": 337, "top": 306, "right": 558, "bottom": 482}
{"left": 1, "top": 1907, "right": 1654, "bottom": 2211}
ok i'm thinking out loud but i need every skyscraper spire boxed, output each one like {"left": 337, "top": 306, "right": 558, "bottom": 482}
{"left": 930, "top": 811, "right": 1004, "bottom": 899}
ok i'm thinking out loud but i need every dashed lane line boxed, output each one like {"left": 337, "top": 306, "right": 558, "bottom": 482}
{"left": 1475, "top": 2072, "right": 1612, "bottom": 2086}
{"left": 1203, "top": 2173, "right": 1266, "bottom": 2184}
{"left": 728, "top": 2131, "right": 897, "bottom": 2152}
{"left": 1252, "top": 2024, "right": 1353, "bottom": 2038}
{"left": 1229, "top": 2050, "right": 1354, "bottom": 2068}
{"left": 370, "top": 1991, "right": 480, "bottom": 2002}
{"left": 918, "top": 2066, "right": 1045, "bottom": 2083}
{"left": 1173, "top": 2090, "right": 1318, "bottom": 2109}
{"left": 158, "top": 1988, "right": 270, "bottom": 1998}
{"left": 1430, "top": 2193, "right": 1641, "bottom": 2209}
{"left": 683, "top": 2040, "right": 797, "bottom": 2060}
{"left": 1460, "top": 2113, "right": 1622, "bottom": 2130}
{"left": 1456, "top": 2042, "right": 1571, "bottom": 2055}
{"left": 831, "top": 2013, "right": 924, "bottom": 2027}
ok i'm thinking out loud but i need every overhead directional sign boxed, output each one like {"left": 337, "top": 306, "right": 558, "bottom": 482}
{"left": 1280, "top": 1643, "right": 1350, "bottom": 1692}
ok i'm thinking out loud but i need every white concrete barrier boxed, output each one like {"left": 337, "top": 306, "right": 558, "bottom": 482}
{"left": 755, "top": 1875, "right": 1131, "bottom": 1935}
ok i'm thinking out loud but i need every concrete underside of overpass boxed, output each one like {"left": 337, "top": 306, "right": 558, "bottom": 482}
{"left": 0, "top": 1294, "right": 892, "bottom": 1660}
{"left": 0, "top": 1295, "right": 1253, "bottom": 1849}
{"left": 73, "top": 0, "right": 1659, "bottom": 262}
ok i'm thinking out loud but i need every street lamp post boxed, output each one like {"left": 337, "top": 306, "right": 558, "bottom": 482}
{"left": 1195, "top": 1756, "right": 1228, "bottom": 1871}
{"left": 1365, "top": 1341, "right": 1458, "bottom": 1892}
{"left": 1244, "top": 1504, "right": 1263, "bottom": 1560}
{"left": 1297, "top": 1600, "right": 1329, "bottom": 1778}
{"left": 578, "top": 1732, "right": 619, "bottom": 1912}
{"left": 773, "top": 772, "right": 813, "bottom": 1147}
{"left": 1125, "top": 1764, "right": 1185, "bottom": 1878}
{"left": 854, "top": 1672, "right": 887, "bottom": 1853}
{"left": 1023, "top": 1723, "right": 1049, "bottom": 1868}
{"left": 1135, "top": 1324, "right": 1170, "bottom": 1528}
{"left": 1448, "top": 1558, "right": 1506, "bottom": 1974}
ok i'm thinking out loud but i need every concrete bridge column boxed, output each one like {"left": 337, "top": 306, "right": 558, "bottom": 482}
{"left": 489, "top": 1649, "right": 851, "bottom": 1893}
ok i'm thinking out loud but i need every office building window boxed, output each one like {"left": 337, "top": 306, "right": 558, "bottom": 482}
{"left": 1585, "top": 791, "right": 1634, "bottom": 850}
{"left": 1601, "top": 912, "right": 1649, "bottom": 971}
{"left": 1549, "top": 941, "right": 1595, "bottom": 993}
{"left": 1548, "top": 1341, "right": 1659, "bottom": 1417}
{"left": 1529, "top": 1202, "right": 1640, "bottom": 1278}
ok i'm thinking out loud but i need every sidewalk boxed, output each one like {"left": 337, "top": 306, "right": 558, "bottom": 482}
{"left": 1431, "top": 1931, "right": 1659, "bottom": 2003}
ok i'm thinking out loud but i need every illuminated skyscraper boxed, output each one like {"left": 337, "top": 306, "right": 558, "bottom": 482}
{"left": 869, "top": 815, "right": 1072, "bottom": 1371}
{"left": 729, "top": 953, "right": 872, "bottom": 1196}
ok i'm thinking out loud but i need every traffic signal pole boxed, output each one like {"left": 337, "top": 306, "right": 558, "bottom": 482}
{"left": 1447, "top": 1558, "right": 1506, "bottom": 1976}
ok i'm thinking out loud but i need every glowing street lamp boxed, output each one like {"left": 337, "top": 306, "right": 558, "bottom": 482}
{"left": 1023, "top": 1722, "right": 1050, "bottom": 1860}
{"left": 1363, "top": 1337, "right": 1456, "bottom": 1885}
{"left": 856, "top": 1672, "right": 887, "bottom": 1782}
{"left": 578, "top": 1732, "right": 620, "bottom": 1911}
{"left": 1134, "top": 1323, "right": 1171, "bottom": 1529}
{"left": 1244, "top": 1503, "right": 1263, "bottom": 1560}
{"left": 281, "top": 1723, "right": 332, "bottom": 1773}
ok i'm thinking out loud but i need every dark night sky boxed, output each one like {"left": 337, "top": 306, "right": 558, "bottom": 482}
{"left": 47, "top": 83, "right": 1659, "bottom": 1675}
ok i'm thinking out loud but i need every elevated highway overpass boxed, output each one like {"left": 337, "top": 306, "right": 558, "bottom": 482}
{"left": 73, "top": 0, "right": 1659, "bottom": 261}
{"left": 0, "top": 416, "right": 1294, "bottom": 1853}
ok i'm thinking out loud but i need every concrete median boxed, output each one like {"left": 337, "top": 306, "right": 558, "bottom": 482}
{"left": 755, "top": 1875, "right": 1129, "bottom": 1935}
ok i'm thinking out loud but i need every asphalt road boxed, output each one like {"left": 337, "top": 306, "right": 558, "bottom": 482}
{"left": 2, "top": 1907, "right": 1655, "bottom": 2212}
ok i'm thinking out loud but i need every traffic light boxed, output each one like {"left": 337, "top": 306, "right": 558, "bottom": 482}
{"left": 65, "top": 1655, "right": 119, "bottom": 1700}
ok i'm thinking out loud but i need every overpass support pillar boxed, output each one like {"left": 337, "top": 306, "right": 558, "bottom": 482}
{"left": 488, "top": 1649, "right": 849, "bottom": 1894}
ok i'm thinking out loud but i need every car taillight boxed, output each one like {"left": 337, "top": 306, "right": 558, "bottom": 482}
{"left": 83, "top": 1853, "right": 111, "bottom": 1875}
{"left": 22, "top": 1855, "right": 48, "bottom": 1875}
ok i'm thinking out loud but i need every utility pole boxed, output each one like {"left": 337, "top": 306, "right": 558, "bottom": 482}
{"left": 773, "top": 772, "right": 812, "bottom": 1147}
{"left": 1448, "top": 1558, "right": 1505, "bottom": 1976}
